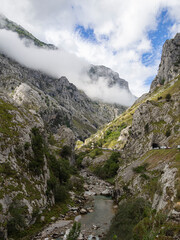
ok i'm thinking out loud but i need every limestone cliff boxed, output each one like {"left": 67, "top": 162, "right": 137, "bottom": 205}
{"left": 151, "top": 33, "right": 180, "bottom": 91}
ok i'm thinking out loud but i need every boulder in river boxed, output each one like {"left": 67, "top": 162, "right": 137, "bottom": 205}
{"left": 101, "top": 189, "right": 111, "bottom": 196}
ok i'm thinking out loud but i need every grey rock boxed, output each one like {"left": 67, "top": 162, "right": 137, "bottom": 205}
{"left": 151, "top": 33, "right": 180, "bottom": 91}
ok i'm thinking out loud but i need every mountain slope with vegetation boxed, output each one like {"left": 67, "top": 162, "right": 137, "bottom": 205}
{"left": 77, "top": 33, "right": 180, "bottom": 240}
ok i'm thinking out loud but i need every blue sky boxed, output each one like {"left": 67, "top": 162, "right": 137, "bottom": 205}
{"left": 142, "top": 9, "right": 175, "bottom": 67}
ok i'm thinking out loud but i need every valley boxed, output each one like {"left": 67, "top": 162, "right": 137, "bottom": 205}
{"left": 0, "top": 14, "right": 179, "bottom": 240}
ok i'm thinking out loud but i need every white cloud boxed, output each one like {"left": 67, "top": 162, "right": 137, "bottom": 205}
{"left": 0, "top": 30, "right": 136, "bottom": 106}
{"left": 0, "top": 0, "right": 180, "bottom": 97}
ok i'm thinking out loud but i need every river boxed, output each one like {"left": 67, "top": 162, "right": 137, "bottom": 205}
{"left": 80, "top": 195, "right": 115, "bottom": 239}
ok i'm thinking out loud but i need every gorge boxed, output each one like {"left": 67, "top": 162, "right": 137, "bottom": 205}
{"left": 0, "top": 14, "right": 179, "bottom": 240}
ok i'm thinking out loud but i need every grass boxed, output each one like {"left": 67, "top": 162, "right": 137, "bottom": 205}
{"left": 79, "top": 77, "right": 180, "bottom": 150}
{"left": 0, "top": 98, "right": 20, "bottom": 138}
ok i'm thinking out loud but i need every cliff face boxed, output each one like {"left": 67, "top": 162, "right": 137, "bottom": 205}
{"left": 88, "top": 65, "right": 130, "bottom": 90}
{"left": 0, "top": 53, "right": 126, "bottom": 140}
{"left": 151, "top": 33, "right": 180, "bottom": 91}
{"left": 0, "top": 91, "right": 78, "bottom": 239}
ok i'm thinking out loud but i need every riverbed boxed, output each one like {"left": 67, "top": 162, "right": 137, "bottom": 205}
{"left": 80, "top": 195, "right": 115, "bottom": 239}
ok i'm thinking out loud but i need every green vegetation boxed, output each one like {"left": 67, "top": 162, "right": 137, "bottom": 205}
{"left": 165, "top": 93, "right": 171, "bottom": 101}
{"left": 29, "top": 127, "right": 45, "bottom": 174}
{"left": 144, "top": 123, "right": 149, "bottom": 133}
{"left": 67, "top": 222, "right": 81, "bottom": 240}
{"left": 46, "top": 152, "right": 71, "bottom": 203}
{"left": 0, "top": 162, "right": 16, "bottom": 177}
{"left": 89, "top": 148, "right": 103, "bottom": 159}
{"left": 93, "top": 152, "right": 121, "bottom": 180}
{"left": 104, "top": 198, "right": 151, "bottom": 240}
{"left": 104, "top": 197, "right": 179, "bottom": 240}
{"left": 165, "top": 128, "right": 171, "bottom": 137}
{"left": 7, "top": 200, "right": 28, "bottom": 237}
{"left": 133, "top": 163, "right": 148, "bottom": 174}
{"left": 0, "top": 98, "right": 20, "bottom": 139}
{"left": 60, "top": 145, "right": 72, "bottom": 158}
{"left": 79, "top": 77, "right": 180, "bottom": 150}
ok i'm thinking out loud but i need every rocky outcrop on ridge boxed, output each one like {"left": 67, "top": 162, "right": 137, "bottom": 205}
{"left": 151, "top": 33, "right": 180, "bottom": 91}
{"left": 88, "top": 65, "right": 130, "bottom": 90}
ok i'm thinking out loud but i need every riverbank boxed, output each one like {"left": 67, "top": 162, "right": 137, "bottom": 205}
{"left": 33, "top": 170, "right": 115, "bottom": 240}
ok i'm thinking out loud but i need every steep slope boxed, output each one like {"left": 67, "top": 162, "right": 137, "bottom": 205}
{"left": 151, "top": 33, "right": 180, "bottom": 91}
{"left": 0, "top": 15, "right": 133, "bottom": 140}
{"left": 0, "top": 14, "right": 55, "bottom": 49}
{"left": 0, "top": 53, "right": 126, "bottom": 140}
{"left": 0, "top": 90, "right": 81, "bottom": 239}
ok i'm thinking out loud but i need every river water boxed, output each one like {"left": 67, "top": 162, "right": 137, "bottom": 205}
{"left": 80, "top": 195, "right": 115, "bottom": 239}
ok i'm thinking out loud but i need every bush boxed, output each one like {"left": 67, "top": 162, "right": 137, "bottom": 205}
{"left": 54, "top": 184, "right": 69, "bottom": 203}
{"left": 165, "top": 129, "right": 171, "bottom": 137}
{"left": 165, "top": 93, "right": 171, "bottom": 102}
{"left": 7, "top": 200, "right": 28, "bottom": 236}
{"left": 0, "top": 162, "right": 16, "bottom": 177}
{"left": 104, "top": 198, "right": 151, "bottom": 240}
{"left": 60, "top": 145, "right": 72, "bottom": 158}
{"left": 160, "top": 78, "right": 165, "bottom": 85}
{"left": 93, "top": 152, "right": 120, "bottom": 179}
{"left": 24, "top": 142, "right": 30, "bottom": 150}
{"left": 89, "top": 148, "right": 102, "bottom": 159}
{"left": 144, "top": 123, "right": 149, "bottom": 133}
{"left": 46, "top": 152, "right": 71, "bottom": 203}
{"left": 67, "top": 222, "right": 81, "bottom": 240}
{"left": 29, "top": 127, "right": 45, "bottom": 174}
{"left": 133, "top": 163, "right": 148, "bottom": 174}
{"left": 157, "top": 96, "right": 162, "bottom": 100}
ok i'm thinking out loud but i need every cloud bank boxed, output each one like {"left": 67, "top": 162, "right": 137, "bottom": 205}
{"left": 0, "top": 30, "right": 135, "bottom": 106}
{"left": 1, "top": 0, "right": 180, "bottom": 97}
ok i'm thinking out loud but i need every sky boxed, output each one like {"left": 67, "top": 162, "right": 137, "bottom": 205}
{"left": 0, "top": 0, "right": 180, "bottom": 101}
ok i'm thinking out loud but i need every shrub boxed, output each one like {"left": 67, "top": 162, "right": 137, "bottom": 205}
{"left": 104, "top": 198, "right": 151, "bottom": 240}
{"left": 61, "top": 145, "right": 72, "bottom": 158}
{"left": 93, "top": 152, "right": 120, "bottom": 179}
{"left": 0, "top": 162, "right": 16, "bottom": 177}
{"left": 89, "top": 148, "right": 102, "bottom": 159}
{"left": 157, "top": 96, "right": 162, "bottom": 100}
{"left": 7, "top": 200, "right": 28, "bottom": 236}
{"left": 24, "top": 142, "right": 31, "bottom": 151}
{"left": 29, "top": 127, "right": 45, "bottom": 174}
{"left": 165, "top": 129, "right": 171, "bottom": 137}
{"left": 144, "top": 123, "right": 149, "bottom": 133}
{"left": 165, "top": 93, "right": 171, "bottom": 102}
{"left": 133, "top": 163, "right": 148, "bottom": 174}
{"left": 54, "top": 184, "right": 69, "bottom": 203}
{"left": 67, "top": 222, "right": 81, "bottom": 240}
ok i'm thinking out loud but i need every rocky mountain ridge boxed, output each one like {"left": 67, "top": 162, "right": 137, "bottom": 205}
{"left": 151, "top": 33, "right": 180, "bottom": 91}
{"left": 0, "top": 15, "right": 136, "bottom": 139}
{"left": 0, "top": 52, "right": 126, "bottom": 140}
{"left": 0, "top": 14, "right": 56, "bottom": 49}
{"left": 88, "top": 65, "right": 130, "bottom": 90}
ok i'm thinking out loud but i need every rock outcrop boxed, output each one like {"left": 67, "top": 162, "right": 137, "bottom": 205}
{"left": 151, "top": 33, "right": 180, "bottom": 91}
{"left": 88, "top": 65, "right": 130, "bottom": 90}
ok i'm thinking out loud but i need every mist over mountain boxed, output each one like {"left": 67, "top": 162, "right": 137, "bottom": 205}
{"left": 0, "top": 15, "right": 136, "bottom": 106}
